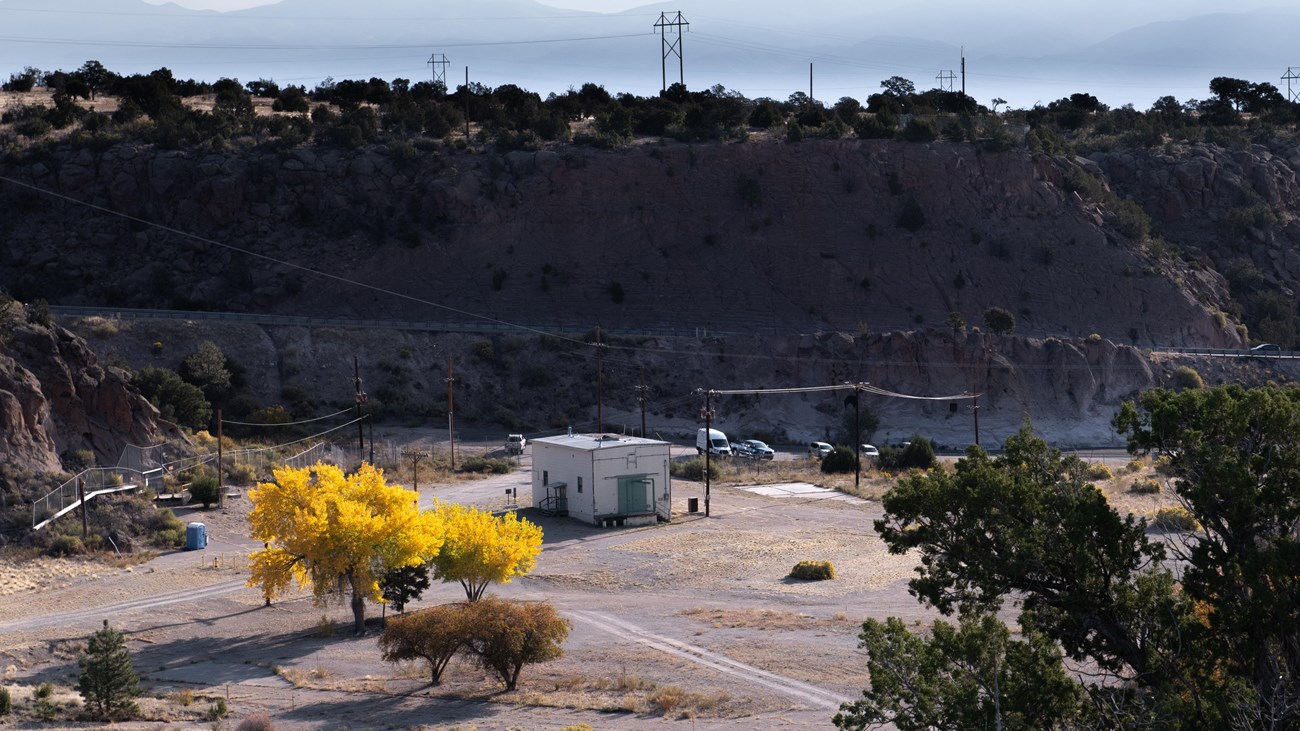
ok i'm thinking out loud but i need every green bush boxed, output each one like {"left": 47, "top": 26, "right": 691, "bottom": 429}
{"left": 1151, "top": 506, "right": 1198, "bottom": 532}
{"left": 48, "top": 534, "right": 85, "bottom": 557}
{"left": 1153, "top": 455, "right": 1175, "bottom": 475}
{"left": 155, "top": 528, "right": 185, "bottom": 548}
{"left": 820, "top": 446, "right": 858, "bottom": 474}
{"left": 879, "top": 437, "right": 937, "bottom": 471}
{"left": 1129, "top": 478, "right": 1161, "bottom": 495}
{"left": 1172, "top": 365, "right": 1204, "bottom": 390}
{"left": 0, "top": 685, "right": 10, "bottom": 715}
{"left": 789, "top": 560, "right": 835, "bottom": 581}
{"left": 670, "top": 457, "right": 719, "bottom": 482}
{"left": 188, "top": 474, "right": 221, "bottom": 508}
{"left": 982, "top": 306, "right": 1017, "bottom": 335}
{"left": 226, "top": 462, "right": 259, "bottom": 485}
{"left": 460, "top": 457, "right": 512, "bottom": 474}
{"left": 1085, "top": 462, "right": 1113, "bottom": 480}
{"left": 897, "top": 198, "right": 926, "bottom": 231}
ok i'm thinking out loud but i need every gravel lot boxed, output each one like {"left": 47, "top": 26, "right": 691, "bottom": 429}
{"left": 0, "top": 447, "right": 1174, "bottom": 730}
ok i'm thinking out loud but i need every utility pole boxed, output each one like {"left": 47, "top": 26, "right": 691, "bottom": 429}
{"left": 809, "top": 62, "right": 813, "bottom": 109}
{"left": 594, "top": 327, "right": 605, "bottom": 434}
{"left": 636, "top": 367, "right": 649, "bottom": 437}
{"left": 446, "top": 356, "right": 456, "bottom": 471}
{"left": 700, "top": 389, "right": 714, "bottom": 517}
{"left": 853, "top": 386, "right": 861, "bottom": 491}
{"left": 1284, "top": 67, "right": 1300, "bottom": 103}
{"left": 427, "top": 52, "right": 448, "bottom": 86}
{"left": 654, "top": 11, "right": 688, "bottom": 91}
{"left": 404, "top": 449, "right": 429, "bottom": 494}
{"left": 78, "top": 477, "right": 87, "bottom": 538}
{"left": 961, "top": 46, "right": 966, "bottom": 96}
{"left": 970, "top": 393, "right": 981, "bottom": 447}
{"left": 464, "top": 66, "right": 471, "bottom": 140}
{"left": 217, "top": 408, "right": 224, "bottom": 508}
{"left": 353, "top": 357, "right": 366, "bottom": 455}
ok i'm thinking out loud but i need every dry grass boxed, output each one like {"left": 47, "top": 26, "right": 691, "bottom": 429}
{"left": 506, "top": 672, "right": 735, "bottom": 718}
{"left": 679, "top": 607, "right": 852, "bottom": 631}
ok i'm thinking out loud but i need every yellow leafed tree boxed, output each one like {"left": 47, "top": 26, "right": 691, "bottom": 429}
{"left": 429, "top": 502, "right": 543, "bottom": 601}
{"left": 247, "top": 461, "right": 442, "bottom": 635}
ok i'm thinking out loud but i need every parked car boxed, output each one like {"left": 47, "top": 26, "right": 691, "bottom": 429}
{"left": 859, "top": 444, "right": 880, "bottom": 462}
{"left": 1252, "top": 343, "right": 1282, "bottom": 353}
{"left": 736, "top": 439, "right": 775, "bottom": 460}
{"left": 808, "top": 441, "right": 833, "bottom": 459}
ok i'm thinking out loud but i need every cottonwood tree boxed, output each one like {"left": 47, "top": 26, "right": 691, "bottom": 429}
{"left": 248, "top": 462, "right": 442, "bottom": 635}
{"left": 429, "top": 503, "right": 543, "bottom": 601}
{"left": 77, "top": 620, "right": 141, "bottom": 720}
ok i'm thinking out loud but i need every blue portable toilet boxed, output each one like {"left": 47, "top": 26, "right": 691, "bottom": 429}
{"left": 185, "top": 522, "right": 207, "bottom": 550}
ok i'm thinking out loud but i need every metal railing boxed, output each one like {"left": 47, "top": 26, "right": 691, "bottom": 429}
{"left": 32, "top": 467, "right": 156, "bottom": 530}
{"left": 1157, "top": 347, "right": 1300, "bottom": 359}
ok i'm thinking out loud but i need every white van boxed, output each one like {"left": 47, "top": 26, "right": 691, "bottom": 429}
{"left": 696, "top": 428, "right": 732, "bottom": 456}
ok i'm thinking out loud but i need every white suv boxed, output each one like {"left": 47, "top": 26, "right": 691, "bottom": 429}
{"left": 808, "top": 441, "right": 833, "bottom": 459}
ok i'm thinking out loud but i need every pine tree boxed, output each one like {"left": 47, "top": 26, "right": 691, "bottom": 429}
{"left": 77, "top": 620, "right": 140, "bottom": 720}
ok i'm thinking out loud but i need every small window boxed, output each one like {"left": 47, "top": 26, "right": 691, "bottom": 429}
{"left": 577, "top": 477, "right": 583, "bottom": 494}
{"left": 542, "top": 470, "right": 549, "bottom": 485}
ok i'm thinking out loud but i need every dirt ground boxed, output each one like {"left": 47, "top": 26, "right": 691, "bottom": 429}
{"left": 0, "top": 449, "right": 1176, "bottom": 730}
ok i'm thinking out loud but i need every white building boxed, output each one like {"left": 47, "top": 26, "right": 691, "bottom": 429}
{"left": 531, "top": 434, "right": 672, "bottom": 527}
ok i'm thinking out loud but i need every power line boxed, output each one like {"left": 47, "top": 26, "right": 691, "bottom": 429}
{"left": 0, "top": 174, "right": 593, "bottom": 350}
{"left": 221, "top": 407, "right": 353, "bottom": 427}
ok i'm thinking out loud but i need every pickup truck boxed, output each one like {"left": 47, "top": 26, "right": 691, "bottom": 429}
{"left": 505, "top": 434, "right": 527, "bottom": 455}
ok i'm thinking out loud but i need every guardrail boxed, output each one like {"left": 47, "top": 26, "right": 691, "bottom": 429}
{"left": 1157, "top": 347, "right": 1300, "bottom": 359}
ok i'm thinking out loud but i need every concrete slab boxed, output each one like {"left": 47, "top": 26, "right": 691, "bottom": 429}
{"left": 736, "top": 482, "right": 867, "bottom": 504}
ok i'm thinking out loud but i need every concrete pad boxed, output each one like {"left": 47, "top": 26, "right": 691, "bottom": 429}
{"left": 736, "top": 482, "right": 867, "bottom": 504}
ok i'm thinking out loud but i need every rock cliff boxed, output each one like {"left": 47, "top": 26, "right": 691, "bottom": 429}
{"left": 0, "top": 304, "right": 177, "bottom": 473}
{"left": 0, "top": 138, "right": 1247, "bottom": 347}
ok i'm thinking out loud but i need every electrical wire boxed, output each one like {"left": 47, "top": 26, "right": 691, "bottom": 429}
{"left": 0, "top": 174, "right": 593, "bottom": 351}
{"left": 220, "top": 407, "right": 353, "bottom": 427}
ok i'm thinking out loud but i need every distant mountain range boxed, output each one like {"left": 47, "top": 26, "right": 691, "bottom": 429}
{"left": 1, "top": 0, "right": 1298, "bottom": 108}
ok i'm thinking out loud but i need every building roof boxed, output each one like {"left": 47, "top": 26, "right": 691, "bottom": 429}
{"left": 532, "top": 434, "right": 669, "bottom": 452}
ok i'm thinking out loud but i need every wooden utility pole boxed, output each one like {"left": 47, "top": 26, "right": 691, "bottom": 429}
{"left": 464, "top": 67, "right": 470, "bottom": 139}
{"left": 78, "top": 477, "right": 87, "bottom": 538}
{"left": 446, "top": 356, "right": 456, "bottom": 470}
{"left": 853, "top": 387, "right": 861, "bottom": 490}
{"left": 637, "top": 367, "right": 648, "bottom": 438}
{"left": 702, "top": 390, "right": 713, "bottom": 517}
{"left": 595, "top": 327, "right": 604, "bottom": 434}
{"left": 217, "top": 408, "right": 224, "bottom": 509}
{"left": 972, "top": 393, "right": 981, "bottom": 446}
{"left": 353, "top": 357, "right": 365, "bottom": 454}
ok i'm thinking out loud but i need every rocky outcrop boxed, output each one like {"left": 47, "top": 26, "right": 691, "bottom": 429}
{"left": 0, "top": 308, "right": 177, "bottom": 473}
{"left": 0, "top": 138, "right": 1246, "bottom": 348}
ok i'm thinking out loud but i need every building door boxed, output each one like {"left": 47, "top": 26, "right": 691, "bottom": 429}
{"left": 617, "top": 476, "right": 652, "bottom": 514}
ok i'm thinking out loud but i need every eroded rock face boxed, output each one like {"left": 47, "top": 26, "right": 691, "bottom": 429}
{"left": 0, "top": 313, "right": 174, "bottom": 473}
{"left": 0, "top": 138, "right": 1248, "bottom": 348}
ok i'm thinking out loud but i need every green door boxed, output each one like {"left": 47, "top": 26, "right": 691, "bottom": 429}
{"left": 617, "top": 476, "right": 651, "bottom": 514}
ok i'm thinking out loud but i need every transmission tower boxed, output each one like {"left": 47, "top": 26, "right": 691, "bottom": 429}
{"left": 936, "top": 69, "right": 957, "bottom": 93}
{"left": 654, "top": 11, "right": 689, "bottom": 91}
{"left": 1284, "top": 67, "right": 1300, "bottom": 103}
{"left": 427, "top": 53, "right": 449, "bottom": 86}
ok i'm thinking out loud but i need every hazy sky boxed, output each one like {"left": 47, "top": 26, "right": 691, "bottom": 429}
{"left": 147, "top": 0, "right": 648, "bottom": 10}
